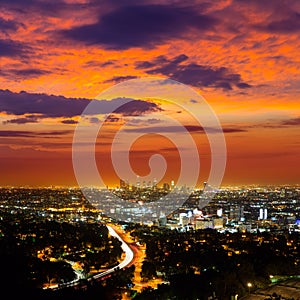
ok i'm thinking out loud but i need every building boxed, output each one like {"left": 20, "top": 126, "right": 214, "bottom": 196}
{"left": 213, "top": 217, "right": 224, "bottom": 229}
{"left": 120, "top": 179, "right": 128, "bottom": 190}
{"left": 229, "top": 205, "right": 244, "bottom": 221}
{"left": 195, "top": 218, "right": 214, "bottom": 230}
{"left": 259, "top": 208, "right": 268, "bottom": 220}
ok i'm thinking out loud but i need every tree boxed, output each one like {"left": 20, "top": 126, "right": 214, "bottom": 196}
{"left": 141, "top": 260, "right": 157, "bottom": 281}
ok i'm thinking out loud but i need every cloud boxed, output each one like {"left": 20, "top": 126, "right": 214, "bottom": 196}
{"left": 61, "top": 119, "right": 78, "bottom": 125}
{"left": 222, "top": 127, "right": 247, "bottom": 133}
{"left": 281, "top": 117, "right": 300, "bottom": 126}
{"left": 0, "top": 39, "right": 27, "bottom": 57}
{"left": 229, "top": 0, "right": 300, "bottom": 35}
{"left": 251, "top": 4, "right": 300, "bottom": 34}
{"left": 264, "top": 13, "right": 300, "bottom": 33}
{"left": 60, "top": 4, "right": 218, "bottom": 49}
{"left": 3, "top": 115, "right": 39, "bottom": 125}
{"left": 0, "top": 17, "right": 23, "bottom": 32}
{"left": 0, "top": 68, "right": 51, "bottom": 79}
{"left": 0, "top": 90, "right": 162, "bottom": 120}
{"left": 0, "top": 130, "right": 71, "bottom": 138}
{"left": 104, "top": 75, "right": 138, "bottom": 84}
{"left": 127, "top": 118, "right": 162, "bottom": 126}
{"left": 89, "top": 117, "right": 100, "bottom": 124}
{"left": 0, "top": 0, "right": 89, "bottom": 16}
{"left": 124, "top": 125, "right": 247, "bottom": 134}
{"left": 84, "top": 60, "right": 116, "bottom": 68}
{"left": 0, "top": 89, "right": 89, "bottom": 118}
{"left": 136, "top": 54, "right": 251, "bottom": 90}
{"left": 114, "top": 99, "right": 162, "bottom": 116}
{"left": 186, "top": 125, "right": 246, "bottom": 134}
{"left": 104, "top": 115, "right": 120, "bottom": 123}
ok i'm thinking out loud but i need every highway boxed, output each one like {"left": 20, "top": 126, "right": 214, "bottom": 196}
{"left": 91, "top": 225, "right": 134, "bottom": 280}
{"left": 44, "top": 224, "right": 135, "bottom": 290}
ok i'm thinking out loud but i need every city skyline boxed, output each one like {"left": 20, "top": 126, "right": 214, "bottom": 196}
{"left": 0, "top": 0, "right": 299, "bottom": 187}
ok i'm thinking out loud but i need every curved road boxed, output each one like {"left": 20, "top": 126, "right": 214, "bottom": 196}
{"left": 91, "top": 225, "right": 134, "bottom": 280}
{"left": 45, "top": 224, "right": 135, "bottom": 290}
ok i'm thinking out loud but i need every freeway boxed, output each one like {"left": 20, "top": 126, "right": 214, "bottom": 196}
{"left": 44, "top": 224, "right": 135, "bottom": 290}
{"left": 91, "top": 225, "right": 134, "bottom": 280}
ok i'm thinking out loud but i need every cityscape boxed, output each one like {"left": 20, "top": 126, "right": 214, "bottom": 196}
{"left": 0, "top": 184, "right": 299, "bottom": 299}
{"left": 0, "top": 0, "right": 299, "bottom": 300}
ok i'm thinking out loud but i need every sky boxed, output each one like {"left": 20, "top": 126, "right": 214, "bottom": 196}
{"left": 0, "top": 0, "right": 299, "bottom": 187}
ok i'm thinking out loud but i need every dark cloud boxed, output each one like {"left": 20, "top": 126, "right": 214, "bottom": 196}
{"left": 3, "top": 115, "right": 39, "bottom": 125}
{"left": 242, "top": 2, "right": 300, "bottom": 35}
{"left": 0, "top": 89, "right": 89, "bottom": 118}
{"left": 186, "top": 125, "right": 246, "bottom": 134}
{"left": 0, "top": 0, "right": 95, "bottom": 16}
{"left": 0, "top": 39, "right": 25, "bottom": 57}
{"left": 104, "top": 115, "right": 120, "bottom": 123}
{"left": 84, "top": 60, "right": 116, "bottom": 68}
{"left": 137, "top": 54, "right": 251, "bottom": 90}
{"left": 60, "top": 4, "right": 218, "bottom": 49}
{"left": 0, "top": 90, "right": 162, "bottom": 120}
{"left": 114, "top": 99, "right": 162, "bottom": 116}
{"left": 124, "top": 125, "right": 247, "bottom": 134}
{"left": 0, "top": 68, "right": 51, "bottom": 79}
{"left": 127, "top": 118, "right": 162, "bottom": 126}
{"left": 264, "top": 12, "right": 300, "bottom": 33}
{"left": 89, "top": 117, "right": 100, "bottom": 124}
{"left": 231, "top": 0, "right": 300, "bottom": 34}
{"left": 61, "top": 119, "right": 78, "bottom": 125}
{"left": 281, "top": 117, "right": 300, "bottom": 126}
{"left": 104, "top": 75, "right": 138, "bottom": 84}
{"left": 0, "top": 17, "right": 23, "bottom": 32}
{"left": 222, "top": 127, "right": 247, "bottom": 133}
{"left": 0, "top": 130, "right": 71, "bottom": 138}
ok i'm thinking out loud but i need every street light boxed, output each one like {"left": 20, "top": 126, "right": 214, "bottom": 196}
{"left": 247, "top": 282, "right": 252, "bottom": 294}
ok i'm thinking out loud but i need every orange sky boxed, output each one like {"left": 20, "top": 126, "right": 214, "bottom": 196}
{"left": 0, "top": 0, "right": 299, "bottom": 187}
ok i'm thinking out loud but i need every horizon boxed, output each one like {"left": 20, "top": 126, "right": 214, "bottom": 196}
{"left": 0, "top": 0, "right": 299, "bottom": 187}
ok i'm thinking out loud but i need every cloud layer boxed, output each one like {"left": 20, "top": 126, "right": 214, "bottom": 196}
{"left": 60, "top": 4, "right": 217, "bottom": 49}
{"left": 136, "top": 54, "right": 251, "bottom": 90}
{"left": 0, "top": 90, "right": 161, "bottom": 123}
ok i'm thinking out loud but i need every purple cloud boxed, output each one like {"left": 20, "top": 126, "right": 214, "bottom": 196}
{"left": 0, "top": 17, "right": 23, "bottom": 32}
{"left": 104, "top": 75, "right": 138, "bottom": 84}
{"left": 124, "top": 125, "right": 246, "bottom": 134}
{"left": 0, "top": 130, "right": 71, "bottom": 138}
{"left": 60, "top": 4, "right": 218, "bottom": 49}
{"left": 114, "top": 99, "right": 162, "bottom": 116}
{"left": 61, "top": 119, "right": 78, "bottom": 125}
{"left": 4, "top": 115, "right": 39, "bottom": 125}
{"left": 0, "top": 90, "right": 162, "bottom": 121}
{"left": 0, "top": 68, "right": 51, "bottom": 79}
{"left": 0, "top": 39, "right": 26, "bottom": 57}
{"left": 136, "top": 54, "right": 251, "bottom": 90}
{"left": 281, "top": 117, "right": 300, "bottom": 126}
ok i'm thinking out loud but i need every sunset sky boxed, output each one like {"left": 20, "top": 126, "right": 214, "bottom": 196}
{"left": 0, "top": 0, "right": 299, "bottom": 187}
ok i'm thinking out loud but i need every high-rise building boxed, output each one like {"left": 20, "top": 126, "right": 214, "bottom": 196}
{"left": 171, "top": 180, "right": 175, "bottom": 190}
{"left": 264, "top": 208, "right": 268, "bottom": 220}
{"left": 120, "top": 179, "right": 127, "bottom": 189}
{"left": 163, "top": 182, "right": 170, "bottom": 191}
{"left": 259, "top": 208, "right": 264, "bottom": 220}
{"left": 230, "top": 205, "right": 244, "bottom": 221}
{"left": 259, "top": 207, "right": 268, "bottom": 220}
{"left": 217, "top": 208, "right": 223, "bottom": 217}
